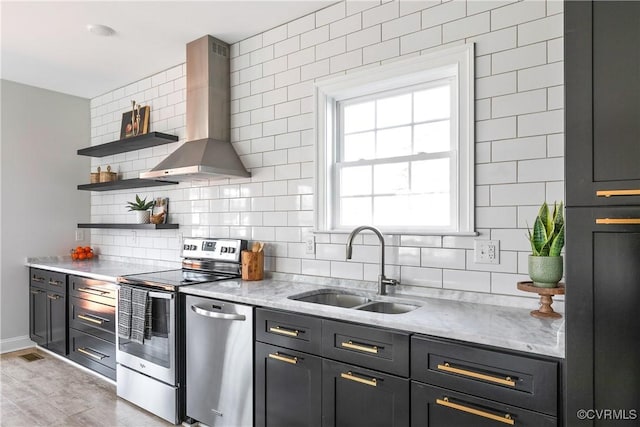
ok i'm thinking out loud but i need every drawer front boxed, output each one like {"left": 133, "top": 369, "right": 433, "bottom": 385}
{"left": 411, "top": 336, "right": 558, "bottom": 416}
{"left": 256, "top": 308, "right": 322, "bottom": 354}
{"left": 68, "top": 328, "right": 116, "bottom": 372}
{"left": 322, "top": 319, "right": 410, "bottom": 377}
{"left": 69, "top": 296, "right": 116, "bottom": 342}
{"left": 411, "top": 381, "right": 556, "bottom": 427}
{"left": 69, "top": 275, "right": 116, "bottom": 306}
{"left": 30, "top": 268, "right": 66, "bottom": 292}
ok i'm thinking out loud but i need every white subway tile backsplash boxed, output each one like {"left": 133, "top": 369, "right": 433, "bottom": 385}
{"left": 263, "top": 24, "right": 288, "bottom": 46}
{"left": 476, "top": 207, "right": 517, "bottom": 228}
{"left": 382, "top": 12, "right": 421, "bottom": 40}
{"left": 363, "top": 1, "right": 399, "bottom": 27}
{"left": 301, "top": 59, "right": 331, "bottom": 81}
{"left": 316, "top": 37, "right": 347, "bottom": 60}
{"left": 476, "top": 117, "right": 517, "bottom": 142}
{"left": 400, "top": 27, "right": 442, "bottom": 54}
{"left": 330, "top": 50, "right": 363, "bottom": 73}
{"left": 347, "top": 0, "right": 381, "bottom": 16}
{"left": 547, "top": 133, "right": 564, "bottom": 157}
{"left": 492, "top": 136, "right": 547, "bottom": 162}
{"left": 317, "top": 2, "right": 346, "bottom": 27}
{"left": 347, "top": 26, "right": 382, "bottom": 50}
{"left": 421, "top": 247, "right": 466, "bottom": 270}
{"left": 400, "top": 265, "right": 443, "bottom": 287}
{"left": 518, "top": 157, "right": 564, "bottom": 183}
{"left": 301, "top": 26, "right": 330, "bottom": 49}
{"left": 443, "top": 269, "right": 491, "bottom": 292}
{"left": 476, "top": 72, "right": 517, "bottom": 99}
{"left": 443, "top": 12, "right": 490, "bottom": 43}
{"left": 330, "top": 14, "right": 362, "bottom": 39}
{"left": 363, "top": 38, "right": 399, "bottom": 63}
{"left": 475, "top": 162, "right": 517, "bottom": 185}
{"left": 331, "top": 261, "right": 363, "bottom": 280}
{"left": 492, "top": 89, "right": 547, "bottom": 118}
{"left": 490, "top": 0, "right": 546, "bottom": 31}
{"left": 422, "top": 0, "right": 466, "bottom": 28}
{"left": 491, "top": 183, "right": 546, "bottom": 206}
{"left": 288, "top": 47, "right": 316, "bottom": 68}
{"left": 492, "top": 42, "right": 547, "bottom": 74}
{"left": 289, "top": 13, "right": 316, "bottom": 37}
{"left": 518, "top": 109, "right": 564, "bottom": 137}
{"left": 518, "top": 62, "right": 563, "bottom": 91}
{"left": 518, "top": 14, "right": 563, "bottom": 46}
{"left": 275, "top": 37, "right": 300, "bottom": 58}
{"left": 263, "top": 57, "right": 288, "bottom": 77}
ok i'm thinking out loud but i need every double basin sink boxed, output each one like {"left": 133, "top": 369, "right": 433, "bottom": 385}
{"left": 288, "top": 288, "right": 421, "bottom": 314}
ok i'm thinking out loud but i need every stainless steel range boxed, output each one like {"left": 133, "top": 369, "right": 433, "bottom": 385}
{"left": 116, "top": 237, "right": 247, "bottom": 424}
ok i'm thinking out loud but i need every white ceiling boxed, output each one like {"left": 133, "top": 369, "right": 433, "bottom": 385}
{"left": 1, "top": 1, "right": 336, "bottom": 99}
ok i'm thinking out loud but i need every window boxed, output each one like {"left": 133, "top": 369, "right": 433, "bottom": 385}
{"left": 315, "top": 44, "right": 474, "bottom": 234}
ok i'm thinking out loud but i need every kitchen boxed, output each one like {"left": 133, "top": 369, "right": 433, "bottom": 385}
{"left": 1, "top": 1, "right": 637, "bottom": 426}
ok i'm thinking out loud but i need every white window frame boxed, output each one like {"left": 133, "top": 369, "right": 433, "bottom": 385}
{"left": 314, "top": 43, "right": 475, "bottom": 235}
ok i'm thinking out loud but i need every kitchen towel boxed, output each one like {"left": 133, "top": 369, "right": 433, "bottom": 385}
{"left": 131, "top": 288, "right": 150, "bottom": 344}
{"left": 117, "top": 286, "right": 132, "bottom": 339}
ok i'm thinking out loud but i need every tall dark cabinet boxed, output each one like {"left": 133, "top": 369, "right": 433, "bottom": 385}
{"left": 565, "top": 1, "right": 640, "bottom": 425}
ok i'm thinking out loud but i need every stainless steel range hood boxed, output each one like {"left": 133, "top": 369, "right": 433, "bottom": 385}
{"left": 141, "top": 35, "right": 250, "bottom": 181}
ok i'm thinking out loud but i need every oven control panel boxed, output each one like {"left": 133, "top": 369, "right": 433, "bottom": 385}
{"left": 182, "top": 238, "right": 247, "bottom": 262}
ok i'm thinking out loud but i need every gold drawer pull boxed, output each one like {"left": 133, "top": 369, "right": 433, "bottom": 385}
{"left": 268, "top": 352, "right": 298, "bottom": 365}
{"left": 47, "top": 294, "right": 61, "bottom": 300}
{"left": 49, "top": 280, "right": 64, "bottom": 286}
{"left": 596, "top": 218, "right": 640, "bottom": 225}
{"left": 77, "top": 347, "right": 107, "bottom": 361}
{"left": 436, "top": 397, "right": 514, "bottom": 425}
{"left": 32, "top": 276, "right": 46, "bottom": 283}
{"left": 30, "top": 289, "right": 44, "bottom": 295}
{"left": 341, "top": 340, "right": 379, "bottom": 354}
{"left": 78, "top": 287, "right": 109, "bottom": 296}
{"left": 269, "top": 326, "right": 299, "bottom": 337}
{"left": 597, "top": 189, "right": 640, "bottom": 197}
{"left": 78, "top": 314, "right": 106, "bottom": 325}
{"left": 437, "top": 363, "right": 516, "bottom": 387}
{"left": 340, "top": 371, "right": 377, "bottom": 387}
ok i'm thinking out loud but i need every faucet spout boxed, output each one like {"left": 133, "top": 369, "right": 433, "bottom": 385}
{"left": 345, "top": 225, "right": 397, "bottom": 295}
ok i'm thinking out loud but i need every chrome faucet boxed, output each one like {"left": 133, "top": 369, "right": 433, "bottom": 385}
{"left": 345, "top": 225, "right": 398, "bottom": 295}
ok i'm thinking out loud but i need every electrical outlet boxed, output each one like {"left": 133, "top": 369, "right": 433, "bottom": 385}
{"left": 474, "top": 239, "right": 500, "bottom": 264}
{"left": 75, "top": 230, "right": 84, "bottom": 241}
{"left": 305, "top": 235, "right": 316, "bottom": 255}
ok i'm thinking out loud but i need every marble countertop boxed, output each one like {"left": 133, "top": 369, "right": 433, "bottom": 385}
{"left": 25, "top": 258, "right": 564, "bottom": 358}
{"left": 26, "top": 257, "right": 163, "bottom": 282}
{"left": 182, "top": 278, "right": 565, "bottom": 359}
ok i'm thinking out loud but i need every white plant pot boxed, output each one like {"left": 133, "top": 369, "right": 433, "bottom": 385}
{"left": 135, "top": 210, "right": 150, "bottom": 224}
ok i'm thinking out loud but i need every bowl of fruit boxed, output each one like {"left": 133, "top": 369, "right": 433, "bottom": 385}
{"left": 71, "top": 246, "right": 94, "bottom": 261}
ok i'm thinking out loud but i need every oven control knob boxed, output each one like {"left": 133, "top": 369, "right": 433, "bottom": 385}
{"left": 221, "top": 247, "right": 228, "bottom": 253}
{"left": 183, "top": 244, "right": 189, "bottom": 250}
{"left": 229, "top": 248, "right": 236, "bottom": 253}
{"left": 190, "top": 245, "right": 197, "bottom": 250}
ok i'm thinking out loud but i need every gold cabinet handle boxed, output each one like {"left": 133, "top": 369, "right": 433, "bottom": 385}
{"left": 77, "top": 347, "right": 107, "bottom": 361}
{"left": 32, "top": 276, "right": 46, "bottom": 283}
{"left": 269, "top": 326, "right": 300, "bottom": 337}
{"left": 340, "top": 371, "right": 377, "bottom": 387}
{"left": 596, "top": 189, "right": 640, "bottom": 197}
{"left": 49, "top": 280, "right": 64, "bottom": 286}
{"left": 436, "top": 397, "right": 514, "bottom": 425}
{"left": 77, "top": 287, "right": 109, "bottom": 296}
{"left": 268, "top": 352, "right": 298, "bottom": 365}
{"left": 341, "top": 340, "right": 379, "bottom": 354}
{"left": 30, "top": 289, "right": 44, "bottom": 295}
{"left": 596, "top": 218, "right": 640, "bottom": 225}
{"left": 47, "top": 294, "right": 61, "bottom": 300}
{"left": 78, "top": 313, "right": 106, "bottom": 325}
{"left": 437, "top": 363, "right": 516, "bottom": 387}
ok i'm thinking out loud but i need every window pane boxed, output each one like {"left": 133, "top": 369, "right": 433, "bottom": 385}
{"left": 374, "top": 195, "right": 408, "bottom": 226}
{"left": 414, "top": 121, "right": 450, "bottom": 153}
{"left": 377, "top": 126, "right": 411, "bottom": 158}
{"left": 374, "top": 163, "right": 409, "bottom": 194}
{"left": 343, "top": 131, "right": 375, "bottom": 161}
{"left": 411, "top": 159, "right": 450, "bottom": 193}
{"left": 377, "top": 94, "right": 411, "bottom": 128}
{"left": 341, "top": 197, "right": 372, "bottom": 225}
{"left": 414, "top": 85, "right": 450, "bottom": 122}
{"left": 341, "top": 166, "right": 372, "bottom": 196}
{"left": 344, "top": 102, "right": 375, "bottom": 133}
{"left": 409, "top": 194, "right": 450, "bottom": 226}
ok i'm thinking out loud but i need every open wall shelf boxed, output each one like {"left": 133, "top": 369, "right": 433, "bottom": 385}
{"left": 77, "top": 223, "right": 179, "bottom": 230}
{"left": 77, "top": 178, "right": 178, "bottom": 191}
{"left": 77, "top": 132, "right": 179, "bottom": 157}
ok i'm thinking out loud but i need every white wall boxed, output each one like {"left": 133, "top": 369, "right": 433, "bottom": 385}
{"left": 0, "top": 79, "right": 90, "bottom": 352}
{"left": 89, "top": 0, "right": 564, "bottom": 306}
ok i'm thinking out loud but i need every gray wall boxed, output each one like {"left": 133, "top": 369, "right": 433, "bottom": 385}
{"left": 0, "top": 79, "right": 90, "bottom": 352}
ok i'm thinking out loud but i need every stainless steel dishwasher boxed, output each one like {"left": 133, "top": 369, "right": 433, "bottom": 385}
{"left": 185, "top": 294, "right": 253, "bottom": 427}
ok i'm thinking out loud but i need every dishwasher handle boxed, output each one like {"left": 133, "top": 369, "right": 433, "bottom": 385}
{"left": 191, "top": 304, "right": 246, "bottom": 321}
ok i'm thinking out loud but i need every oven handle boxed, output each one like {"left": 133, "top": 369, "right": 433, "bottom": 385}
{"left": 191, "top": 304, "right": 246, "bottom": 321}
{"left": 149, "top": 291, "right": 173, "bottom": 300}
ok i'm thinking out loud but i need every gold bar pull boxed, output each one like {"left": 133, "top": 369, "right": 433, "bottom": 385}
{"left": 78, "top": 314, "right": 106, "bottom": 325}
{"left": 30, "top": 289, "right": 44, "bottom": 295}
{"left": 32, "top": 275, "right": 46, "bottom": 283}
{"left": 340, "top": 371, "right": 378, "bottom": 387}
{"left": 268, "top": 352, "right": 298, "bottom": 365}
{"left": 596, "top": 218, "right": 640, "bottom": 225}
{"left": 341, "top": 340, "right": 379, "bottom": 354}
{"left": 437, "top": 363, "right": 516, "bottom": 387}
{"left": 436, "top": 397, "right": 514, "bottom": 425}
{"left": 49, "top": 280, "right": 64, "bottom": 286}
{"left": 77, "top": 347, "right": 107, "bottom": 361}
{"left": 596, "top": 189, "right": 640, "bottom": 197}
{"left": 269, "top": 326, "right": 300, "bottom": 337}
{"left": 47, "top": 294, "right": 61, "bottom": 300}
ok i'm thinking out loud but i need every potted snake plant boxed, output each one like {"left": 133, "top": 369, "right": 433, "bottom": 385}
{"left": 126, "top": 195, "right": 155, "bottom": 224}
{"left": 527, "top": 201, "right": 565, "bottom": 288}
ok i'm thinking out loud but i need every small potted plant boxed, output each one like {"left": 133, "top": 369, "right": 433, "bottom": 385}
{"left": 126, "top": 195, "right": 155, "bottom": 224}
{"left": 527, "top": 201, "right": 565, "bottom": 288}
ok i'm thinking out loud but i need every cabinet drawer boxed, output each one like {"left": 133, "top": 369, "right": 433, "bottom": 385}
{"left": 322, "top": 319, "right": 410, "bottom": 377}
{"left": 30, "top": 268, "right": 66, "bottom": 292}
{"left": 256, "top": 308, "right": 322, "bottom": 354}
{"left": 411, "top": 336, "right": 558, "bottom": 416}
{"left": 69, "top": 275, "right": 116, "bottom": 306}
{"left": 68, "top": 329, "right": 116, "bottom": 378}
{"left": 411, "top": 382, "right": 556, "bottom": 427}
{"left": 69, "top": 296, "right": 116, "bottom": 342}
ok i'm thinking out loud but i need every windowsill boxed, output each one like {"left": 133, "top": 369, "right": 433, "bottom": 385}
{"left": 312, "top": 229, "right": 479, "bottom": 237}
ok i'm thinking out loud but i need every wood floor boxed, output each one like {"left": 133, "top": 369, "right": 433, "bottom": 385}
{"left": 0, "top": 348, "right": 173, "bottom": 426}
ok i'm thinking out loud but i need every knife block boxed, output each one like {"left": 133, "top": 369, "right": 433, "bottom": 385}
{"left": 242, "top": 250, "right": 264, "bottom": 281}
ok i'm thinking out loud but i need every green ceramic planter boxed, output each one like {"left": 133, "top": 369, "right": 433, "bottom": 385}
{"left": 528, "top": 255, "right": 563, "bottom": 288}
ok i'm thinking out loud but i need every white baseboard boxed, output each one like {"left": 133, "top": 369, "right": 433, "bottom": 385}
{"left": 0, "top": 335, "right": 35, "bottom": 354}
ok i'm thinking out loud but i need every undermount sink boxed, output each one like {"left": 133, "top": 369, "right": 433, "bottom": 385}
{"left": 289, "top": 289, "right": 371, "bottom": 308}
{"left": 356, "top": 301, "right": 420, "bottom": 314}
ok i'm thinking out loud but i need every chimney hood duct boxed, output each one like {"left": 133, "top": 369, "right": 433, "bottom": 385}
{"left": 140, "top": 35, "right": 250, "bottom": 181}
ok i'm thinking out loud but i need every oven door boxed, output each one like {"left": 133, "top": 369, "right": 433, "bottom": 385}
{"left": 116, "top": 288, "right": 176, "bottom": 385}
